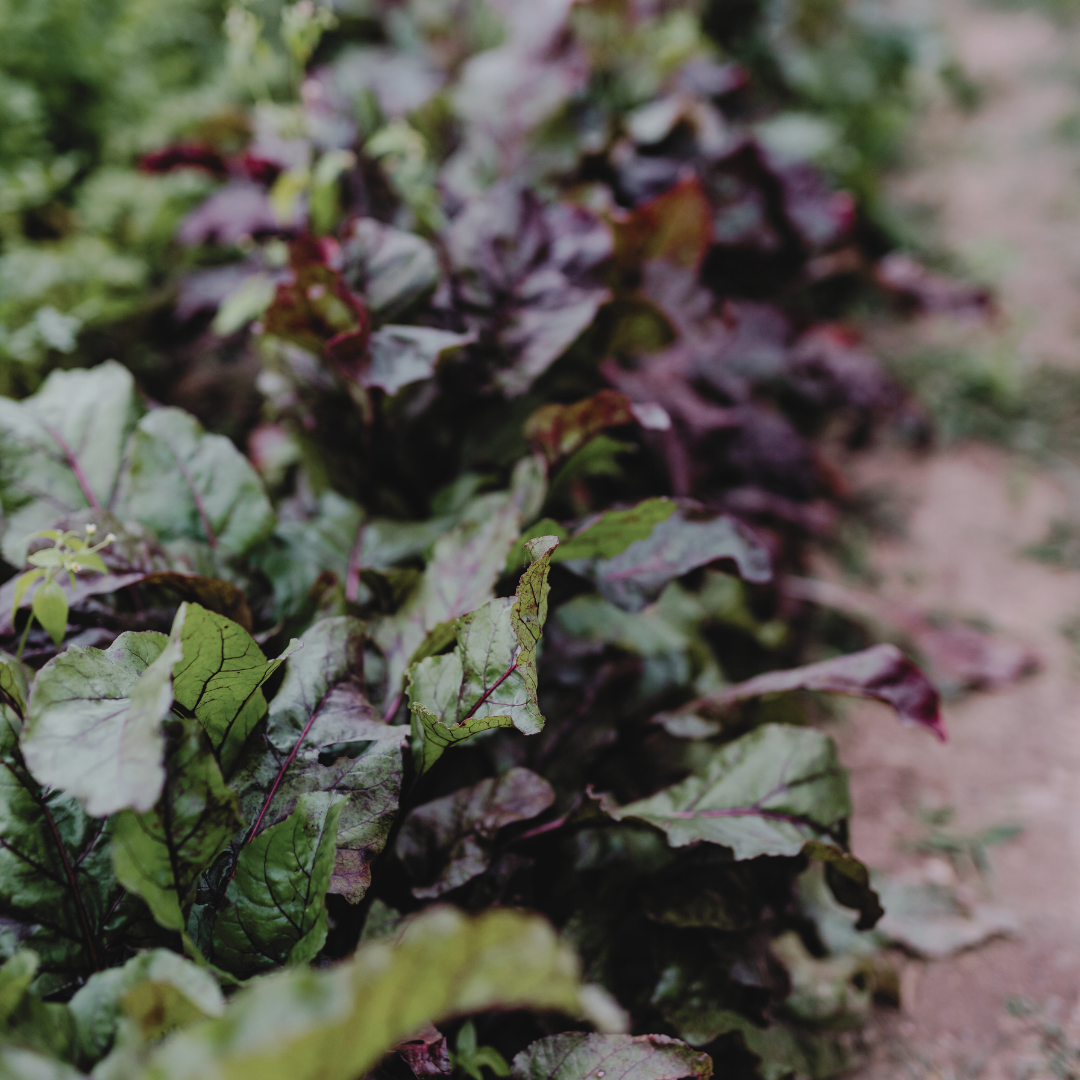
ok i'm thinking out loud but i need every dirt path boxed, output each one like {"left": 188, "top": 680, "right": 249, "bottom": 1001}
{"left": 833, "top": 1, "right": 1080, "bottom": 1074}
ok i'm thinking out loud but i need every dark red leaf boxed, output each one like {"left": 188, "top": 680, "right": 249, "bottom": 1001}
{"left": 524, "top": 390, "right": 636, "bottom": 464}
{"left": 140, "top": 143, "right": 229, "bottom": 178}
{"left": 702, "top": 643, "right": 945, "bottom": 739}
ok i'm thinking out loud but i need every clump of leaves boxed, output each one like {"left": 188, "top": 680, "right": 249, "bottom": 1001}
{"left": 0, "top": 1, "right": 961, "bottom": 1078}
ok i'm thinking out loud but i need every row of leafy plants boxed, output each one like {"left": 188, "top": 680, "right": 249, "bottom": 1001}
{"left": 0, "top": 2, "right": 956, "bottom": 1079}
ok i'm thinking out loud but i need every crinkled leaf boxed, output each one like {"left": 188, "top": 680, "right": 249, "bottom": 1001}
{"left": 68, "top": 949, "right": 224, "bottom": 1064}
{"left": 397, "top": 768, "right": 554, "bottom": 898}
{"left": 511, "top": 1033, "right": 712, "bottom": 1080}
{"left": 171, "top": 604, "right": 300, "bottom": 775}
{"left": 0, "top": 361, "right": 142, "bottom": 566}
{"left": 112, "top": 718, "right": 244, "bottom": 933}
{"left": 561, "top": 508, "right": 771, "bottom": 613}
{"left": 22, "top": 620, "right": 185, "bottom": 817}
{"left": 118, "top": 408, "right": 275, "bottom": 557}
{"left": 698, "top": 644, "right": 945, "bottom": 739}
{"left": 0, "top": 722, "right": 127, "bottom": 993}
{"left": 407, "top": 536, "right": 558, "bottom": 775}
{"left": 374, "top": 491, "right": 525, "bottom": 701}
{"left": 254, "top": 617, "right": 403, "bottom": 903}
{"left": 265, "top": 616, "right": 374, "bottom": 754}
{"left": 524, "top": 391, "right": 636, "bottom": 465}
{"left": 209, "top": 796, "right": 343, "bottom": 977}
{"left": 595, "top": 724, "right": 850, "bottom": 858}
{"left": 142, "top": 907, "right": 622, "bottom": 1080}
{"left": 341, "top": 218, "right": 440, "bottom": 318}
{"left": 362, "top": 326, "right": 474, "bottom": 396}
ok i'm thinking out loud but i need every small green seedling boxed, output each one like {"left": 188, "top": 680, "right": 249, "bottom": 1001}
{"left": 12, "top": 525, "right": 114, "bottom": 654}
{"left": 450, "top": 1021, "right": 510, "bottom": 1080}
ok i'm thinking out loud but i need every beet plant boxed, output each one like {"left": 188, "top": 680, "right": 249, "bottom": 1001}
{"left": 0, "top": 1, "right": 948, "bottom": 1078}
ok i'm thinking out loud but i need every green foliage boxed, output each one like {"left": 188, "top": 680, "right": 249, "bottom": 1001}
{"left": 0, "top": 0, "right": 952, "bottom": 1076}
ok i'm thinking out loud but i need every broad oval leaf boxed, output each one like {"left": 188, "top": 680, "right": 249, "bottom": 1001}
{"left": 171, "top": 604, "right": 300, "bottom": 775}
{"left": 118, "top": 408, "right": 274, "bottom": 557}
{"left": 408, "top": 537, "right": 558, "bottom": 775}
{"left": 143, "top": 907, "right": 623, "bottom": 1080}
{"left": 398, "top": 767, "right": 554, "bottom": 898}
{"left": 22, "top": 630, "right": 176, "bottom": 817}
{"left": 0, "top": 361, "right": 142, "bottom": 567}
{"left": 594, "top": 724, "right": 851, "bottom": 859}
{"left": 69, "top": 949, "right": 225, "bottom": 1064}
{"left": 511, "top": 1033, "right": 712, "bottom": 1080}
{"left": 112, "top": 718, "right": 244, "bottom": 933}
{"left": 561, "top": 508, "right": 771, "bottom": 613}
{"left": 209, "top": 796, "right": 343, "bottom": 977}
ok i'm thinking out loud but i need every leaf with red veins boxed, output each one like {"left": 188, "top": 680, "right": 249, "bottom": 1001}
{"left": 397, "top": 767, "right": 554, "bottom": 899}
{"left": 661, "top": 643, "right": 945, "bottom": 740}
{"left": 593, "top": 723, "right": 851, "bottom": 859}
{"left": 407, "top": 537, "right": 559, "bottom": 776}
{"left": 262, "top": 239, "right": 371, "bottom": 365}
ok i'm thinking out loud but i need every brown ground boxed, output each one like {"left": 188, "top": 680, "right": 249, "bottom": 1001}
{"left": 828, "top": 1, "right": 1080, "bottom": 1073}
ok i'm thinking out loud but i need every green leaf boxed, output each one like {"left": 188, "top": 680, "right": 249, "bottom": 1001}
{"left": 0, "top": 727, "right": 127, "bottom": 993}
{"left": 553, "top": 499, "right": 676, "bottom": 562}
{"left": 0, "top": 361, "right": 142, "bottom": 566}
{"left": 23, "top": 618, "right": 183, "bottom": 817}
{"left": 209, "top": 796, "right": 343, "bottom": 977}
{"left": 0, "top": 951, "right": 76, "bottom": 1061}
{"left": 0, "top": 652, "right": 31, "bottom": 720}
{"left": 68, "top": 950, "right": 224, "bottom": 1064}
{"left": 560, "top": 508, "right": 771, "bottom": 613}
{"left": 0, "top": 1047, "right": 85, "bottom": 1080}
{"left": 264, "top": 617, "right": 374, "bottom": 755}
{"left": 171, "top": 604, "right": 300, "bottom": 775}
{"left": 118, "top": 408, "right": 274, "bottom": 557}
{"left": 397, "top": 768, "right": 554, "bottom": 898}
{"left": 250, "top": 491, "right": 364, "bottom": 623}
{"left": 511, "top": 1033, "right": 712, "bottom": 1080}
{"left": 11, "top": 571, "right": 44, "bottom": 619}
{"left": 407, "top": 536, "right": 558, "bottom": 775}
{"left": 141, "top": 907, "right": 623, "bottom": 1080}
{"left": 112, "top": 719, "right": 244, "bottom": 933}
{"left": 30, "top": 579, "right": 67, "bottom": 647}
{"left": 374, "top": 491, "right": 526, "bottom": 700}
{"left": 594, "top": 724, "right": 851, "bottom": 859}
{"left": 253, "top": 617, "right": 404, "bottom": 904}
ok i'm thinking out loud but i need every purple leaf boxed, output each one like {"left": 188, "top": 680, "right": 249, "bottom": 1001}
{"left": 688, "top": 643, "right": 945, "bottom": 739}
{"left": 397, "top": 767, "right": 555, "bottom": 898}
{"left": 561, "top": 506, "right": 772, "bottom": 612}
{"left": 177, "top": 182, "right": 284, "bottom": 247}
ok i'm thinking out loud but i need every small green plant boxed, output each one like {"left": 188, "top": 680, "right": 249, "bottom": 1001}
{"left": 12, "top": 525, "right": 114, "bottom": 653}
{"left": 451, "top": 1021, "right": 511, "bottom": 1080}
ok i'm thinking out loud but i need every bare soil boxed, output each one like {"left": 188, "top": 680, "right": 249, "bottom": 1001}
{"left": 830, "top": 1, "right": 1080, "bottom": 1073}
